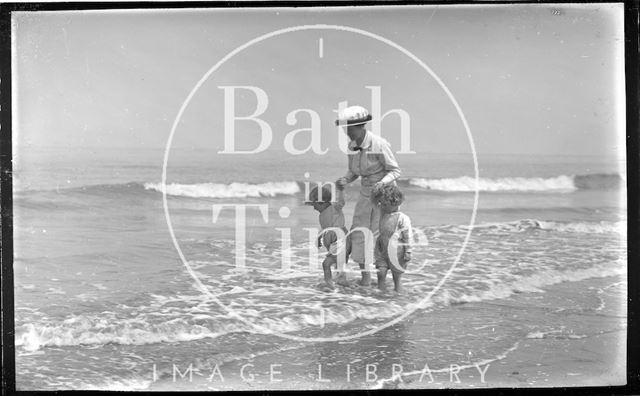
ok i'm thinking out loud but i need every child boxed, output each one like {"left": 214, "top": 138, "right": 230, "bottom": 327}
{"left": 306, "top": 183, "right": 351, "bottom": 289}
{"left": 371, "top": 183, "right": 412, "bottom": 293}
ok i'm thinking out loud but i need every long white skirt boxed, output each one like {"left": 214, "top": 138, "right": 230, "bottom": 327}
{"left": 349, "top": 187, "right": 380, "bottom": 266}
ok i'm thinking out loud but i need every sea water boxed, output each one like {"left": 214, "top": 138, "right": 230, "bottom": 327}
{"left": 13, "top": 147, "right": 626, "bottom": 389}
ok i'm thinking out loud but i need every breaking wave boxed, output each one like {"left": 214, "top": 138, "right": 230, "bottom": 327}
{"left": 462, "top": 218, "right": 626, "bottom": 235}
{"left": 15, "top": 173, "right": 622, "bottom": 198}
{"left": 144, "top": 181, "right": 300, "bottom": 198}
{"left": 407, "top": 173, "right": 622, "bottom": 192}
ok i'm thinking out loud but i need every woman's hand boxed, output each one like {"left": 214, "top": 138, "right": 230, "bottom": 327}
{"left": 335, "top": 177, "right": 348, "bottom": 189}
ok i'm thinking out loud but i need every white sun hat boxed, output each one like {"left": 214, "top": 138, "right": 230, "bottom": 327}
{"left": 335, "top": 105, "right": 373, "bottom": 126}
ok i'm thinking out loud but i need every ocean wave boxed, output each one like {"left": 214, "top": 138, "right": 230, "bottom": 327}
{"left": 460, "top": 219, "right": 626, "bottom": 235}
{"left": 16, "top": 251, "right": 625, "bottom": 352}
{"left": 144, "top": 181, "right": 300, "bottom": 199}
{"left": 434, "top": 262, "right": 624, "bottom": 306}
{"left": 14, "top": 172, "right": 622, "bottom": 197}
{"left": 407, "top": 173, "right": 622, "bottom": 192}
{"left": 81, "top": 378, "right": 153, "bottom": 391}
{"left": 15, "top": 316, "right": 234, "bottom": 352}
{"left": 536, "top": 220, "right": 626, "bottom": 234}
{"left": 525, "top": 330, "right": 588, "bottom": 340}
{"left": 13, "top": 302, "right": 406, "bottom": 352}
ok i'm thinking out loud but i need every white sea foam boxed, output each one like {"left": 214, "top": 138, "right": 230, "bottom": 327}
{"left": 460, "top": 219, "right": 626, "bottom": 235}
{"left": 536, "top": 220, "right": 626, "bottom": 234}
{"left": 409, "top": 173, "right": 623, "bottom": 192}
{"left": 83, "top": 378, "right": 153, "bottom": 391}
{"left": 144, "top": 181, "right": 300, "bottom": 198}
{"left": 15, "top": 318, "right": 229, "bottom": 352}
{"left": 16, "top": 258, "right": 624, "bottom": 351}
{"left": 432, "top": 261, "right": 625, "bottom": 306}
{"left": 410, "top": 175, "right": 576, "bottom": 192}
{"left": 15, "top": 217, "right": 625, "bottom": 352}
{"left": 525, "top": 330, "right": 588, "bottom": 340}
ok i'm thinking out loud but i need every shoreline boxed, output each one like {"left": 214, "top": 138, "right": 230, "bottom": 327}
{"left": 145, "top": 329, "right": 625, "bottom": 391}
{"left": 141, "top": 274, "right": 626, "bottom": 391}
{"left": 382, "top": 275, "right": 627, "bottom": 389}
{"left": 377, "top": 328, "right": 625, "bottom": 389}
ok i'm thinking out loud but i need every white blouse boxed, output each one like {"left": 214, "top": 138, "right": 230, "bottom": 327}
{"left": 343, "top": 131, "right": 401, "bottom": 189}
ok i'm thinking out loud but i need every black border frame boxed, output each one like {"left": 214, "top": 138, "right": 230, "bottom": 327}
{"left": 0, "top": 1, "right": 638, "bottom": 395}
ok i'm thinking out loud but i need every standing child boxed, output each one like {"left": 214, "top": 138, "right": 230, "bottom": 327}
{"left": 371, "top": 183, "right": 413, "bottom": 293}
{"left": 306, "top": 183, "right": 351, "bottom": 289}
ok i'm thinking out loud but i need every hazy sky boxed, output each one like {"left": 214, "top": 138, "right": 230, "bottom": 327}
{"left": 12, "top": 4, "right": 625, "bottom": 157}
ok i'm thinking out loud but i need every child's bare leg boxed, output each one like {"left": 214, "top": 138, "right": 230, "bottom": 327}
{"left": 377, "top": 266, "right": 388, "bottom": 290}
{"left": 335, "top": 271, "right": 349, "bottom": 286}
{"left": 322, "top": 257, "right": 335, "bottom": 289}
{"left": 335, "top": 254, "right": 349, "bottom": 286}
{"left": 391, "top": 270, "right": 403, "bottom": 293}
{"left": 358, "top": 262, "right": 372, "bottom": 286}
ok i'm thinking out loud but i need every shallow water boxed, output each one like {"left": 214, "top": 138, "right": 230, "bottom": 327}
{"left": 13, "top": 150, "right": 627, "bottom": 389}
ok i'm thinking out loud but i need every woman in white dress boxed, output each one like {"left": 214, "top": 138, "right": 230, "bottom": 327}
{"left": 335, "top": 106, "right": 402, "bottom": 286}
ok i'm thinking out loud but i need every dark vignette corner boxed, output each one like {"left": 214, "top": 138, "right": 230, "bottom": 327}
{"left": 0, "top": 3, "right": 15, "bottom": 396}
{"left": 625, "top": 0, "right": 640, "bottom": 393}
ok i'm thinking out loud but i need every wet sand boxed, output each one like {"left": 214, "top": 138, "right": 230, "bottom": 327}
{"left": 148, "top": 274, "right": 626, "bottom": 391}
{"left": 385, "top": 275, "right": 627, "bottom": 389}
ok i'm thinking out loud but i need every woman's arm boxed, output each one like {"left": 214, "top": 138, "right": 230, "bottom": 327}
{"left": 342, "top": 169, "right": 359, "bottom": 184}
{"left": 337, "top": 156, "right": 358, "bottom": 187}
{"left": 333, "top": 186, "right": 346, "bottom": 210}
